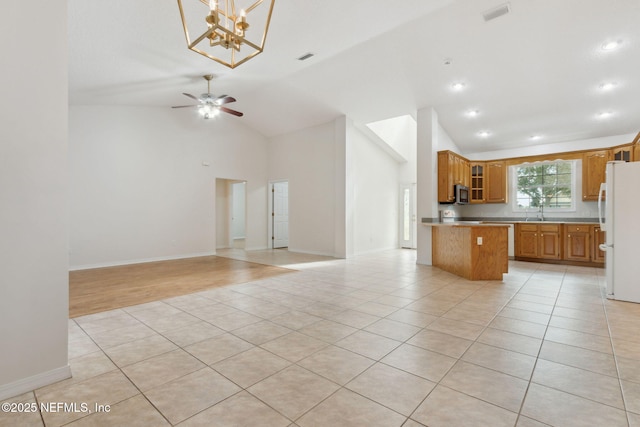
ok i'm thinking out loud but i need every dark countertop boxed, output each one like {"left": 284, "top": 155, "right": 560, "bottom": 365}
{"left": 422, "top": 217, "right": 600, "bottom": 224}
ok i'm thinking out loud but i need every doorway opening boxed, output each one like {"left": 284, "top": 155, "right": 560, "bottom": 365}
{"left": 400, "top": 183, "right": 416, "bottom": 249}
{"left": 269, "top": 180, "right": 289, "bottom": 249}
{"left": 216, "top": 178, "right": 247, "bottom": 250}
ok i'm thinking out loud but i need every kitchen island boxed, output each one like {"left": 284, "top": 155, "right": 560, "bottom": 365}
{"left": 424, "top": 223, "right": 510, "bottom": 281}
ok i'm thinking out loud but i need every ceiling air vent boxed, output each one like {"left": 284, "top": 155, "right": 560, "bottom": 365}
{"left": 297, "top": 53, "right": 315, "bottom": 61}
{"left": 483, "top": 3, "right": 511, "bottom": 22}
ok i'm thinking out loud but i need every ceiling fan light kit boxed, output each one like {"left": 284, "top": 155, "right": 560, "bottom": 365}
{"left": 172, "top": 74, "right": 244, "bottom": 119}
{"left": 177, "top": 0, "right": 275, "bottom": 69}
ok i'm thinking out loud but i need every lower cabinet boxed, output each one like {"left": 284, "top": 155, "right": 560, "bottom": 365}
{"left": 515, "top": 223, "right": 605, "bottom": 266}
{"left": 515, "top": 224, "right": 561, "bottom": 260}
{"left": 564, "top": 225, "right": 590, "bottom": 261}
{"left": 592, "top": 225, "right": 606, "bottom": 264}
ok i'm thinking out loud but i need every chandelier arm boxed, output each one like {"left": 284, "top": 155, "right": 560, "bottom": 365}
{"left": 189, "top": 29, "right": 214, "bottom": 49}
{"left": 245, "top": 0, "right": 263, "bottom": 14}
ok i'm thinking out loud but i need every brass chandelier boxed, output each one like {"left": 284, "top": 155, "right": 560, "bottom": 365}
{"left": 177, "top": 0, "right": 275, "bottom": 69}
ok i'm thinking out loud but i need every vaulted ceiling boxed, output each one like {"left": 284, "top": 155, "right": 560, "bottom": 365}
{"left": 69, "top": 0, "right": 640, "bottom": 152}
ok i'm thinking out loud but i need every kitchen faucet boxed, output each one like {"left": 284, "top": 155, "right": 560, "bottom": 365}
{"left": 538, "top": 204, "right": 545, "bottom": 221}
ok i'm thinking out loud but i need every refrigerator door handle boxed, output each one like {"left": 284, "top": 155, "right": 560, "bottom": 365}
{"left": 598, "top": 183, "right": 607, "bottom": 231}
{"left": 599, "top": 243, "right": 612, "bottom": 251}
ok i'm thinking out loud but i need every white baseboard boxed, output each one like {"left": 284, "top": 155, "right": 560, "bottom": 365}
{"left": 286, "top": 247, "right": 337, "bottom": 258}
{"left": 0, "top": 365, "right": 71, "bottom": 400}
{"left": 69, "top": 252, "right": 216, "bottom": 271}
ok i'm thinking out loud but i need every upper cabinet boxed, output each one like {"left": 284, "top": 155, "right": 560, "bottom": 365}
{"left": 438, "top": 152, "right": 507, "bottom": 204}
{"left": 437, "top": 151, "right": 470, "bottom": 203}
{"left": 611, "top": 145, "right": 633, "bottom": 162}
{"left": 582, "top": 150, "right": 611, "bottom": 201}
{"left": 470, "top": 162, "right": 485, "bottom": 203}
{"left": 485, "top": 161, "right": 507, "bottom": 203}
{"left": 437, "top": 131, "right": 639, "bottom": 206}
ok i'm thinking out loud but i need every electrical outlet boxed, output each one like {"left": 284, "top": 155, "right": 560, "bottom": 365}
{"left": 477, "top": 237, "right": 483, "bottom": 245}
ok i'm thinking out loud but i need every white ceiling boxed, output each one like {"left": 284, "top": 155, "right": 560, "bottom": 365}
{"left": 69, "top": 0, "right": 640, "bottom": 152}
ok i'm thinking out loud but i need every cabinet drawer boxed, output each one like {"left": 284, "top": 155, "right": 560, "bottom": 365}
{"left": 519, "top": 224, "right": 538, "bottom": 232}
{"left": 540, "top": 224, "right": 560, "bottom": 233}
{"left": 566, "top": 225, "right": 590, "bottom": 233}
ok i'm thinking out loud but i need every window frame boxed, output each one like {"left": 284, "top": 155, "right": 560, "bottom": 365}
{"left": 511, "top": 160, "right": 577, "bottom": 213}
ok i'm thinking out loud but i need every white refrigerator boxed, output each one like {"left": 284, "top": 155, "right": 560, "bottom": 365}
{"left": 598, "top": 161, "right": 640, "bottom": 303}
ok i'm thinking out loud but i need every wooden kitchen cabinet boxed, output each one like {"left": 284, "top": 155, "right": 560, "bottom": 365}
{"left": 515, "top": 223, "right": 561, "bottom": 260}
{"left": 634, "top": 145, "right": 640, "bottom": 163}
{"left": 612, "top": 145, "right": 633, "bottom": 162}
{"left": 564, "top": 225, "right": 590, "bottom": 261}
{"left": 438, "top": 151, "right": 470, "bottom": 203}
{"left": 515, "top": 224, "right": 538, "bottom": 258}
{"left": 486, "top": 161, "right": 507, "bottom": 203}
{"left": 592, "top": 225, "right": 606, "bottom": 263}
{"left": 539, "top": 224, "right": 562, "bottom": 259}
{"left": 470, "top": 162, "right": 485, "bottom": 203}
{"left": 582, "top": 150, "right": 611, "bottom": 201}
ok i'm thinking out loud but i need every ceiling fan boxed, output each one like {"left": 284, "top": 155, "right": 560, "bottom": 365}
{"left": 172, "top": 74, "right": 243, "bottom": 119}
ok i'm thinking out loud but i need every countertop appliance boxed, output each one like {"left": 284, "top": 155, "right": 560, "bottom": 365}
{"left": 598, "top": 161, "right": 640, "bottom": 303}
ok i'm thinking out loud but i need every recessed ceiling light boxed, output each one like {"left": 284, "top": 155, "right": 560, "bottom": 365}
{"left": 599, "top": 82, "right": 618, "bottom": 91}
{"left": 597, "top": 111, "right": 614, "bottom": 119}
{"left": 451, "top": 82, "right": 466, "bottom": 91}
{"left": 601, "top": 40, "right": 622, "bottom": 51}
{"left": 478, "top": 130, "right": 491, "bottom": 138}
{"left": 529, "top": 135, "right": 543, "bottom": 141}
{"left": 466, "top": 109, "right": 480, "bottom": 117}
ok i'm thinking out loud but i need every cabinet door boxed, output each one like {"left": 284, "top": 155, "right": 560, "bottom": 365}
{"left": 564, "top": 225, "right": 590, "bottom": 261}
{"left": 539, "top": 224, "right": 561, "bottom": 259}
{"left": 516, "top": 225, "right": 539, "bottom": 257}
{"left": 486, "top": 161, "right": 507, "bottom": 203}
{"left": 592, "top": 226, "right": 606, "bottom": 263}
{"left": 461, "top": 159, "right": 470, "bottom": 187}
{"left": 438, "top": 151, "right": 455, "bottom": 203}
{"left": 470, "top": 162, "right": 485, "bottom": 203}
{"left": 634, "top": 145, "right": 640, "bottom": 163}
{"left": 612, "top": 145, "right": 633, "bottom": 162}
{"left": 582, "top": 150, "right": 610, "bottom": 201}
{"left": 539, "top": 232, "right": 561, "bottom": 259}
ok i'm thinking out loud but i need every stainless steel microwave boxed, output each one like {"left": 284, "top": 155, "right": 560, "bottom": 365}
{"left": 455, "top": 184, "right": 469, "bottom": 204}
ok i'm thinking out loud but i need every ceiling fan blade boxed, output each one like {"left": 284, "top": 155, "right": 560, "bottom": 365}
{"left": 219, "top": 106, "right": 243, "bottom": 117}
{"left": 216, "top": 96, "right": 236, "bottom": 105}
{"left": 171, "top": 105, "right": 197, "bottom": 109}
{"left": 214, "top": 94, "right": 228, "bottom": 101}
{"left": 182, "top": 93, "right": 199, "bottom": 101}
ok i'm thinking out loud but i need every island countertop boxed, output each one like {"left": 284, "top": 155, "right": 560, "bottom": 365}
{"left": 422, "top": 222, "right": 511, "bottom": 227}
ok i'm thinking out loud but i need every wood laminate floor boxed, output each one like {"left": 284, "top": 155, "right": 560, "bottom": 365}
{"left": 69, "top": 256, "right": 295, "bottom": 318}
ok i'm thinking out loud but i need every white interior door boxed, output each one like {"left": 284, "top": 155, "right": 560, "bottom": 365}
{"left": 272, "top": 181, "right": 289, "bottom": 248}
{"left": 400, "top": 183, "right": 416, "bottom": 249}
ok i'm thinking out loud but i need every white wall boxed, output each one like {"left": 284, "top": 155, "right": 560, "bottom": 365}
{"left": 0, "top": 3, "right": 70, "bottom": 399}
{"left": 348, "top": 122, "right": 400, "bottom": 254}
{"left": 69, "top": 105, "right": 269, "bottom": 269}
{"left": 231, "top": 182, "right": 246, "bottom": 239}
{"left": 268, "top": 121, "right": 337, "bottom": 256}
{"left": 216, "top": 179, "right": 230, "bottom": 248}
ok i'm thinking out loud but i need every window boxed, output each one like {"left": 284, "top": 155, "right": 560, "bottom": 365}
{"left": 513, "top": 160, "right": 575, "bottom": 210}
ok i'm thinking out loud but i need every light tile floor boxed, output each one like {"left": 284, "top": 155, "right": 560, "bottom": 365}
{"left": 3, "top": 249, "right": 640, "bottom": 426}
